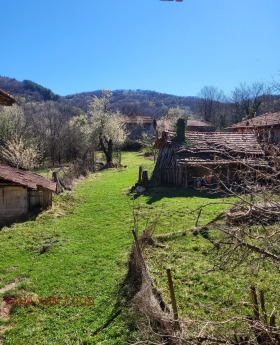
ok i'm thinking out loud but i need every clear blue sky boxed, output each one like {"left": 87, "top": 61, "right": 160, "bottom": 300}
{"left": 2, "top": 0, "right": 280, "bottom": 97}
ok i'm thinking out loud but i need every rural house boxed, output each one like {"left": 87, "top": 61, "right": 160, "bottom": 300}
{"left": 124, "top": 116, "right": 156, "bottom": 139}
{"left": 227, "top": 111, "right": 280, "bottom": 144}
{"left": 0, "top": 162, "right": 56, "bottom": 223}
{"left": 151, "top": 130, "right": 269, "bottom": 188}
{"left": 0, "top": 89, "right": 17, "bottom": 106}
{"left": 186, "top": 118, "right": 215, "bottom": 132}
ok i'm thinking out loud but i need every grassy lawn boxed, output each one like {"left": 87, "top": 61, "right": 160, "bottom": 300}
{"left": 139, "top": 189, "right": 280, "bottom": 338}
{"left": 1, "top": 152, "right": 277, "bottom": 344}
{"left": 0, "top": 152, "right": 153, "bottom": 344}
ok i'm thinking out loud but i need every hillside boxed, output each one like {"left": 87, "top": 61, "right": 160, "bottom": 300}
{"left": 64, "top": 89, "right": 198, "bottom": 118}
{"left": 0, "top": 76, "right": 198, "bottom": 118}
{"left": 0, "top": 76, "right": 60, "bottom": 102}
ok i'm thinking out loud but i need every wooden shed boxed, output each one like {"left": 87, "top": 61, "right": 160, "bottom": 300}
{"left": 151, "top": 131, "right": 269, "bottom": 188}
{"left": 0, "top": 162, "right": 56, "bottom": 223}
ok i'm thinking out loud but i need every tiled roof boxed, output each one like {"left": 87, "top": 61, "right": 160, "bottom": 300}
{"left": 124, "top": 116, "right": 154, "bottom": 124}
{"left": 0, "top": 162, "right": 56, "bottom": 192}
{"left": 229, "top": 112, "right": 280, "bottom": 129}
{"left": 178, "top": 158, "right": 269, "bottom": 167}
{"left": 187, "top": 119, "right": 214, "bottom": 128}
{"left": 0, "top": 89, "right": 17, "bottom": 106}
{"left": 179, "top": 131, "right": 264, "bottom": 156}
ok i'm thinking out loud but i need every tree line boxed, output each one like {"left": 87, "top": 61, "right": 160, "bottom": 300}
{"left": 0, "top": 91, "right": 126, "bottom": 169}
{"left": 0, "top": 77, "right": 280, "bottom": 169}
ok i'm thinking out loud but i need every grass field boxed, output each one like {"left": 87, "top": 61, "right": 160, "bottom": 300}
{"left": 0, "top": 152, "right": 278, "bottom": 344}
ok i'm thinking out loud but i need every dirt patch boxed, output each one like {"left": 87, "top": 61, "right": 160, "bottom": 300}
{"left": 0, "top": 278, "right": 20, "bottom": 342}
{"left": 0, "top": 278, "right": 19, "bottom": 295}
{"left": 7, "top": 267, "right": 17, "bottom": 271}
{"left": 0, "top": 278, "right": 19, "bottom": 320}
{"left": 0, "top": 301, "right": 12, "bottom": 321}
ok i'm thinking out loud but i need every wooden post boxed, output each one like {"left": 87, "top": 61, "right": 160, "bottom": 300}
{"left": 166, "top": 268, "right": 179, "bottom": 327}
{"left": 185, "top": 166, "right": 188, "bottom": 187}
{"left": 178, "top": 164, "right": 182, "bottom": 186}
{"left": 142, "top": 170, "right": 149, "bottom": 189}
{"left": 138, "top": 166, "right": 143, "bottom": 184}
{"left": 195, "top": 209, "right": 202, "bottom": 228}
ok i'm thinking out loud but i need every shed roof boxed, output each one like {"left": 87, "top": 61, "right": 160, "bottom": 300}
{"left": 228, "top": 112, "right": 280, "bottom": 130}
{"left": 178, "top": 158, "right": 269, "bottom": 168}
{"left": 186, "top": 118, "right": 214, "bottom": 128}
{"left": 0, "top": 162, "right": 56, "bottom": 192}
{"left": 178, "top": 131, "right": 264, "bottom": 156}
{"left": 124, "top": 116, "right": 154, "bottom": 124}
{"left": 0, "top": 89, "right": 17, "bottom": 106}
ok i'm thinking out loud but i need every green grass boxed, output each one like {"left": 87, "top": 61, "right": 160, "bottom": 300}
{"left": 1, "top": 152, "right": 278, "bottom": 344}
{"left": 140, "top": 191, "right": 280, "bottom": 337}
{"left": 0, "top": 152, "right": 154, "bottom": 344}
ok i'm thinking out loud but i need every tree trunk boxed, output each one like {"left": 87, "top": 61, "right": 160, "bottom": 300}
{"left": 99, "top": 137, "right": 113, "bottom": 164}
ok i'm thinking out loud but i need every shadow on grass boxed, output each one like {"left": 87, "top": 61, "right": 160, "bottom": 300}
{"left": 142, "top": 185, "right": 227, "bottom": 204}
{"left": 0, "top": 207, "right": 43, "bottom": 231}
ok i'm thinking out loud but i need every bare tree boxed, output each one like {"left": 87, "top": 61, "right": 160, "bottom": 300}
{"left": 196, "top": 86, "right": 227, "bottom": 128}
{"left": 231, "top": 82, "right": 270, "bottom": 122}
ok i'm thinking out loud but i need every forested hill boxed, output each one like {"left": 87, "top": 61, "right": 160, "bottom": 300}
{"left": 64, "top": 89, "right": 198, "bottom": 118}
{"left": 0, "top": 77, "right": 198, "bottom": 118}
{"left": 0, "top": 76, "right": 60, "bottom": 102}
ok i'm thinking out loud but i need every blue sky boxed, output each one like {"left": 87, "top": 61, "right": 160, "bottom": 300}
{"left": 1, "top": 0, "right": 280, "bottom": 97}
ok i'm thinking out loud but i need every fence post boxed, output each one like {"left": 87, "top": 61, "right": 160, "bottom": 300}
{"left": 138, "top": 166, "right": 143, "bottom": 184}
{"left": 166, "top": 268, "right": 180, "bottom": 329}
{"left": 142, "top": 170, "right": 149, "bottom": 188}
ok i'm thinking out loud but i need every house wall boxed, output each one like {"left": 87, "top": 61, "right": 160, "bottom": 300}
{"left": 0, "top": 186, "right": 53, "bottom": 223}
{"left": 29, "top": 188, "right": 53, "bottom": 209}
{"left": 0, "top": 186, "right": 28, "bottom": 221}
{"left": 126, "top": 123, "right": 155, "bottom": 139}
{"left": 186, "top": 126, "right": 214, "bottom": 132}
{"left": 234, "top": 126, "right": 280, "bottom": 144}
{"left": 271, "top": 128, "right": 280, "bottom": 144}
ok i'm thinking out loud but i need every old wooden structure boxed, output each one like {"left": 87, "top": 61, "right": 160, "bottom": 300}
{"left": 0, "top": 163, "right": 56, "bottom": 223}
{"left": 0, "top": 89, "right": 17, "bottom": 106}
{"left": 151, "top": 131, "right": 270, "bottom": 188}
{"left": 227, "top": 111, "right": 280, "bottom": 144}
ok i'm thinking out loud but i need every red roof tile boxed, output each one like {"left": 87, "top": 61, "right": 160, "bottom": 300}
{"left": 187, "top": 119, "right": 214, "bottom": 128}
{"left": 0, "top": 89, "right": 17, "bottom": 106}
{"left": 229, "top": 112, "right": 280, "bottom": 129}
{"left": 124, "top": 116, "right": 154, "bottom": 124}
{"left": 179, "top": 131, "right": 264, "bottom": 155}
{"left": 0, "top": 162, "right": 56, "bottom": 192}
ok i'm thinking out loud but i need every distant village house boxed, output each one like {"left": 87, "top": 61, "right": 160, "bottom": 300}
{"left": 185, "top": 118, "right": 215, "bottom": 132}
{"left": 124, "top": 116, "right": 157, "bottom": 139}
{"left": 0, "top": 89, "right": 17, "bottom": 106}
{"left": 227, "top": 111, "right": 280, "bottom": 144}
